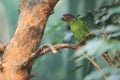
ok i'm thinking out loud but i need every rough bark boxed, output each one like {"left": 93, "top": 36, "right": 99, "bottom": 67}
{"left": 0, "top": 0, "right": 59, "bottom": 80}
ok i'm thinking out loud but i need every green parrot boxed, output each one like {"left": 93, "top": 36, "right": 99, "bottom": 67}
{"left": 62, "top": 14, "right": 89, "bottom": 41}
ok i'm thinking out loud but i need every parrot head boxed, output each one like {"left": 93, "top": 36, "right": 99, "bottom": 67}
{"left": 61, "top": 14, "right": 75, "bottom": 22}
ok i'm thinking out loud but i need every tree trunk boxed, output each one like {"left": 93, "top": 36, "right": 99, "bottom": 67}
{"left": 0, "top": 0, "right": 59, "bottom": 80}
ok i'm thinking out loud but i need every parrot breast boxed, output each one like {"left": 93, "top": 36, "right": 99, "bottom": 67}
{"left": 68, "top": 18, "right": 89, "bottom": 41}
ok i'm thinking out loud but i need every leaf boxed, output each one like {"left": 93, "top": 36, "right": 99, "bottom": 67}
{"left": 69, "top": 55, "right": 82, "bottom": 61}
{"left": 84, "top": 67, "right": 120, "bottom": 80}
{"left": 103, "top": 25, "right": 120, "bottom": 33}
{"left": 83, "top": 39, "right": 111, "bottom": 57}
{"left": 108, "top": 6, "right": 120, "bottom": 15}
{"left": 71, "top": 65, "right": 83, "bottom": 72}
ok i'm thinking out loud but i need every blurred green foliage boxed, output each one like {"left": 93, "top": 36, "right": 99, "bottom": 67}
{"left": 1, "top": 0, "right": 120, "bottom": 80}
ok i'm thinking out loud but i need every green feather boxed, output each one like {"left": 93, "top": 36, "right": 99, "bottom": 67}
{"left": 68, "top": 18, "right": 89, "bottom": 41}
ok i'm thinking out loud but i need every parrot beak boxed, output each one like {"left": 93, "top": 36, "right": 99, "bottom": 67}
{"left": 61, "top": 15, "right": 66, "bottom": 21}
{"left": 61, "top": 17, "right": 65, "bottom": 21}
{"left": 61, "top": 14, "right": 74, "bottom": 22}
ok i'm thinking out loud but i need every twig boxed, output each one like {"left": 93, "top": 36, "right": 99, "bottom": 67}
{"left": 23, "top": 72, "right": 37, "bottom": 79}
{"left": 80, "top": 51, "right": 107, "bottom": 80}
{"left": 21, "top": 43, "right": 82, "bottom": 66}
{"left": 41, "top": 44, "right": 57, "bottom": 54}
{"left": 30, "top": 72, "right": 37, "bottom": 78}
{"left": 78, "top": 30, "right": 108, "bottom": 45}
{"left": 99, "top": 31, "right": 108, "bottom": 38}
{"left": 102, "top": 52, "right": 114, "bottom": 66}
{"left": 77, "top": 31, "right": 112, "bottom": 67}
{"left": 78, "top": 32, "right": 93, "bottom": 45}
{"left": 39, "top": 43, "right": 81, "bottom": 56}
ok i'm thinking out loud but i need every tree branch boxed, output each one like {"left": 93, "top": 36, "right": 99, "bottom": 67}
{"left": 2, "top": 0, "right": 59, "bottom": 80}
{"left": 102, "top": 52, "right": 114, "bottom": 66}
{"left": 80, "top": 51, "right": 107, "bottom": 80}
{"left": 21, "top": 43, "right": 82, "bottom": 66}
{"left": 39, "top": 43, "right": 82, "bottom": 56}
